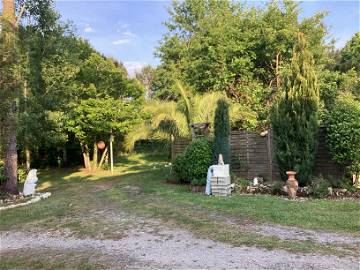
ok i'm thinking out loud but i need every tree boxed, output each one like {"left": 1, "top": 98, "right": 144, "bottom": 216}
{"left": 324, "top": 93, "right": 360, "bottom": 187}
{"left": 271, "top": 33, "right": 319, "bottom": 185}
{"left": 66, "top": 98, "right": 144, "bottom": 170}
{"left": 124, "top": 82, "right": 257, "bottom": 151}
{"left": 135, "top": 65, "right": 155, "bottom": 100}
{"left": 213, "top": 98, "right": 230, "bottom": 164}
{"left": 154, "top": 0, "right": 328, "bottom": 126}
{"left": 0, "top": 0, "right": 20, "bottom": 194}
{"left": 339, "top": 32, "right": 360, "bottom": 72}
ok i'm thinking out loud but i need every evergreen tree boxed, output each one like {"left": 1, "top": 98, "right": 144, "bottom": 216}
{"left": 213, "top": 98, "right": 230, "bottom": 164}
{"left": 271, "top": 33, "right": 319, "bottom": 185}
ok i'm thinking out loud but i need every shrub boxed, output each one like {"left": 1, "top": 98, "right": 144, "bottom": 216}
{"left": 324, "top": 93, "right": 360, "bottom": 177}
{"left": 213, "top": 98, "right": 230, "bottom": 164}
{"left": 271, "top": 34, "right": 319, "bottom": 186}
{"left": 191, "top": 178, "right": 206, "bottom": 186}
{"left": 271, "top": 181, "right": 285, "bottom": 195}
{"left": 172, "top": 138, "right": 212, "bottom": 185}
{"left": 17, "top": 167, "right": 26, "bottom": 183}
{"left": 172, "top": 153, "right": 187, "bottom": 183}
{"left": 310, "top": 176, "right": 331, "bottom": 198}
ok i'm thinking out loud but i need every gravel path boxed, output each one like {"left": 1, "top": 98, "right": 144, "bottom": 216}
{"left": 252, "top": 223, "right": 360, "bottom": 246}
{"left": 1, "top": 226, "right": 359, "bottom": 269}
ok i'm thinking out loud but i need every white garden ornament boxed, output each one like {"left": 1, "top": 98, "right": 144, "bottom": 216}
{"left": 23, "top": 169, "right": 38, "bottom": 196}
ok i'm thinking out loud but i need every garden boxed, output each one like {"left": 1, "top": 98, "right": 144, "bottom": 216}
{"left": 1, "top": 0, "right": 360, "bottom": 269}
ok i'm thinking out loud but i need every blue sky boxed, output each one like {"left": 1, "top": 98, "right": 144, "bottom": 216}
{"left": 2, "top": 1, "right": 359, "bottom": 75}
{"left": 53, "top": 1, "right": 359, "bottom": 75}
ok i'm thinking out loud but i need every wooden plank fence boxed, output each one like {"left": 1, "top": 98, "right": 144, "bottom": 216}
{"left": 172, "top": 127, "right": 344, "bottom": 181}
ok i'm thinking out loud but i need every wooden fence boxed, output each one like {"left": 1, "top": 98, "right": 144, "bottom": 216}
{"left": 171, "top": 128, "right": 344, "bottom": 180}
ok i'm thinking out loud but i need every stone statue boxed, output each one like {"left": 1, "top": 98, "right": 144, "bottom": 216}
{"left": 23, "top": 169, "right": 38, "bottom": 196}
{"left": 218, "top": 154, "right": 224, "bottom": 165}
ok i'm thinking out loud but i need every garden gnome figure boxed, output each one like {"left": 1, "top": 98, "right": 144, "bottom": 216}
{"left": 23, "top": 169, "right": 38, "bottom": 196}
{"left": 286, "top": 171, "right": 298, "bottom": 199}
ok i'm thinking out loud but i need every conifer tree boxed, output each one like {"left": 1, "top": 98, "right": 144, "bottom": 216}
{"left": 213, "top": 98, "right": 230, "bottom": 164}
{"left": 271, "top": 33, "right": 319, "bottom": 185}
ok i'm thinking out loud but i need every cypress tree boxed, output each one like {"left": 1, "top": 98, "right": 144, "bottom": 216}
{"left": 213, "top": 98, "right": 230, "bottom": 164}
{"left": 271, "top": 33, "right": 319, "bottom": 185}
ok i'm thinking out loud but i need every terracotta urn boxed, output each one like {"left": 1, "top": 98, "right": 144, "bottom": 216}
{"left": 286, "top": 171, "right": 298, "bottom": 199}
{"left": 97, "top": 141, "right": 106, "bottom": 150}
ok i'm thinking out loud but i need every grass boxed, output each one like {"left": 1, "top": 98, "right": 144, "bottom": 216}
{"left": 1, "top": 152, "right": 359, "bottom": 264}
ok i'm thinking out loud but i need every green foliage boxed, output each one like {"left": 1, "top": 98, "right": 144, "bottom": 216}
{"left": 213, "top": 98, "right": 230, "bottom": 164}
{"left": 339, "top": 32, "right": 360, "bottom": 72}
{"left": 172, "top": 138, "right": 212, "bottom": 184}
{"left": 310, "top": 176, "right": 330, "bottom": 198}
{"left": 17, "top": 167, "right": 26, "bottom": 183}
{"left": 271, "top": 33, "right": 319, "bottom": 186}
{"left": 0, "top": 161, "right": 5, "bottom": 185}
{"left": 65, "top": 98, "right": 144, "bottom": 143}
{"left": 172, "top": 153, "right": 187, "bottom": 183}
{"left": 324, "top": 93, "right": 360, "bottom": 175}
{"left": 124, "top": 82, "right": 257, "bottom": 152}
{"left": 271, "top": 181, "right": 285, "bottom": 195}
{"left": 190, "top": 178, "right": 206, "bottom": 186}
{"left": 154, "top": 0, "right": 328, "bottom": 125}
{"left": 238, "top": 178, "right": 250, "bottom": 188}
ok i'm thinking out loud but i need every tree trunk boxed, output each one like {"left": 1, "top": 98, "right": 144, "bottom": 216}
{"left": 25, "top": 146, "right": 31, "bottom": 173}
{"left": 80, "top": 142, "right": 91, "bottom": 171}
{"left": 98, "top": 147, "right": 108, "bottom": 169}
{"left": 93, "top": 141, "right": 98, "bottom": 170}
{"left": 2, "top": 0, "right": 18, "bottom": 194}
{"left": 275, "top": 52, "right": 281, "bottom": 88}
{"left": 3, "top": 120, "right": 18, "bottom": 194}
{"left": 62, "top": 148, "right": 67, "bottom": 167}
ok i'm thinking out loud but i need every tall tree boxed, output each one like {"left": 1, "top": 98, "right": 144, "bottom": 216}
{"left": 154, "top": 0, "right": 328, "bottom": 126}
{"left": 0, "top": 0, "right": 19, "bottom": 194}
{"left": 136, "top": 65, "right": 155, "bottom": 100}
{"left": 213, "top": 98, "right": 230, "bottom": 164}
{"left": 271, "top": 33, "right": 319, "bottom": 185}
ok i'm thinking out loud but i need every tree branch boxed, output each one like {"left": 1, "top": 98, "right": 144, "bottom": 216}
{"left": 15, "top": 3, "right": 27, "bottom": 28}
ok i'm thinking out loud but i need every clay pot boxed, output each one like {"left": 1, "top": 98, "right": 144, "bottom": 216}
{"left": 286, "top": 171, "right": 298, "bottom": 199}
{"left": 97, "top": 141, "right": 106, "bottom": 150}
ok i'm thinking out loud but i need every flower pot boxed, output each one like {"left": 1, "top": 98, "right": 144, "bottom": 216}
{"left": 286, "top": 171, "right": 298, "bottom": 199}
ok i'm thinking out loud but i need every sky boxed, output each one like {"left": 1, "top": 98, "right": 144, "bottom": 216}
{"left": 1, "top": 1, "right": 359, "bottom": 75}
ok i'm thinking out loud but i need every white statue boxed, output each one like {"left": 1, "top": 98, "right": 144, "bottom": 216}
{"left": 218, "top": 154, "right": 224, "bottom": 165}
{"left": 23, "top": 169, "right": 38, "bottom": 196}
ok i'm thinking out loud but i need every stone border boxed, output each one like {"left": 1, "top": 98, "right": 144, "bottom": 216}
{"left": 0, "top": 192, "right": 52, "bottom": 211}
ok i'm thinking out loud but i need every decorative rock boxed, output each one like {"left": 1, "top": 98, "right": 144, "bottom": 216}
{"left": 23, "top": 169, "right": 38, "bottom": 196}
{"left": 0, "top": 192, "right": 52, "bottom": 211}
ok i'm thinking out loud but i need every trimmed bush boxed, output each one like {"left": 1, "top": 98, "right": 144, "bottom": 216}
{"left": 213, "top": 98, "right": 230, "bottom": 164}
{"left": 172, "top": 138, "right": 212, "bottom": 185}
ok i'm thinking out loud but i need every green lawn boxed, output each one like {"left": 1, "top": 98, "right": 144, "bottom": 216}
{"left": 1, "top": 152, "right": 359, "bottom": 256}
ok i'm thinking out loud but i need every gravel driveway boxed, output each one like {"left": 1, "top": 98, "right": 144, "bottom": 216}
{"left": 1, "top": 220, "right": 359, "bottom": 270}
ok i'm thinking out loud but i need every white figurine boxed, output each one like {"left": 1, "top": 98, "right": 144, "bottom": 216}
{"left": 23, "top": 169, "right": 38, "bottom": 196}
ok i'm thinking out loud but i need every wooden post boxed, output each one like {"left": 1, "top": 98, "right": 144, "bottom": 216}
{"left": 267, "top": 129, "right": 273, "bottom": 180}
{"left": 110, "top": 134, "right": 114, "bottom": 174}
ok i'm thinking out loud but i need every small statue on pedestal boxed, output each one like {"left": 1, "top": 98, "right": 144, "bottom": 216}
{"left": 23, "top": 169, "right": 38, "bottom": 196}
